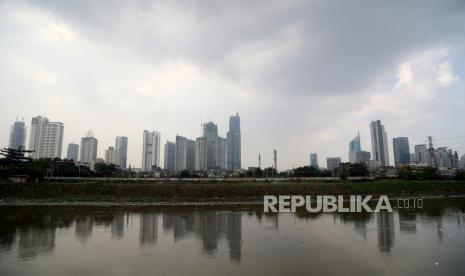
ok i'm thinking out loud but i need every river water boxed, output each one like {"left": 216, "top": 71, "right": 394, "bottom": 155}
{"left": 1, "top": 197, "right": 465, "bottom": 276}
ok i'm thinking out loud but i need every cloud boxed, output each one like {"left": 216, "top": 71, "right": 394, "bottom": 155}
{"left": 1, "top": 0, "right": 464, "bottom": 168}
{"left": 437, "top": 62, "right": 457, "bottom": 85}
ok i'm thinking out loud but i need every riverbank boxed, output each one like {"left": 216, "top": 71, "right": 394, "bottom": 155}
{"left": 2, "top": 179, "right": 465, "bottom": 204}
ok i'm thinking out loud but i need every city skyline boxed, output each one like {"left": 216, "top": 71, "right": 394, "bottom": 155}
{"left": 3, "top": 114, "right": 465, "bottom": 170}
{"left": 1, "top": 1, "right": 465, "bottom": 169}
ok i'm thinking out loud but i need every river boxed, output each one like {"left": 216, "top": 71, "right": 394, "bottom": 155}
{"left": 1, "top": 197, "right": 464, "bottom": 275}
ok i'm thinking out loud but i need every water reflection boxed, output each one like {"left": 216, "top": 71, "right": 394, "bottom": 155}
{"left": 111, "top": 214, "right": 125, "bottom": 239}
{"left": 140, "top": 213, "right": 158, "bottom": 245}
{"left": 0, "top": 197, "right": 465, "bottom": 275}
{"left": 377, "top": 211, "right": 395, "bottom": 253}
{"left": 162, "top": 212, "right": 242, "bottom": 262}
{"left": 18, "top": 226, "right": 55, "bottom": 260}
{"left": 75, "top": 216, "right": 94, "bottom": 243}
{"left": 398, "top": 209, "right": 417, "bottom": 234}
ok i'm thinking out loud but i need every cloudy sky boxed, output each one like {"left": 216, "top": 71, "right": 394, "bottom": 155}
{"left": 1, "top": 0, "right": 465, "bottom": 169}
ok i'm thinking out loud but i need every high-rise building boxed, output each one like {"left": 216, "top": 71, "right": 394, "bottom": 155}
{"left": 203, "top": 122, "right": 218, "bottom": 141}
{"left": 105, "top": 146, "right": 118, "bottom": 165}
{"left": 453, "top": 151, "right": 459, "bottom": 169}
{"left": 217, "top": 137, "right": 227, "bottom": 169}
{"left": 195, "top": 137, "right": 208, "bottom": 171}
{"left": 115, "top": 136, "right": 128, "bottom": 169}
{"left": 79, "top": 131, "right": 98, "bottom": 163}
{"left": 370, "top": 120, "right": 390, "bottom": 166}
{"left": 66, "top": 143, "right": 79, "bottom": 161}
{"left": 327, "top": 157, "right": 341, "bottom": 171}
{"left": 435, "top": 147, "right": 448, "bottom": 168}
{"left": 196, "top": 121, "right": 229, "bottom": 171}
{"left": 203, "top": 122, "right": 219, "bottom": 169}
{"left": 28, "top": 116, "right": 64, "bottom": 159}
{"left": 348, "top": 133, "right": 361, "bottom": 164}
{"left": 227, "top": 113, "right": 241, "bottom": 170}
{"left": 459, "top": 155, "right": 465, "bottom": 170}
{"left": 310, "top": 153, "right": 319, "bottom": 168}
{"left": 175, "top": 135, "right": 195, "bottom": 172}
{"left": 164, "top": 141, "right": 176, "bottom": 172}
{"left": 142, "top": 130, "right": 161, "bottom": 172}
{"left": 186, "top": 139, "right": 195, "bottom": 170}
{"left": 410, "top": 153, "right": 416, "bottom": 163}
{"left": 414, "top": 144, "right": 428, "bottom": 165}
{"left": 8, "top": 119, "right": 26, "bottom": 150}
{"left": 393, "top": 137, "right": 410, "bottom": 166}
{"left": 357, "top": 151, "right": 371, "bottom": 163}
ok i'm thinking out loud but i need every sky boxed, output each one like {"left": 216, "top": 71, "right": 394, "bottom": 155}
{"left": 1, "top": 0, "right": 465, "bottom": 170}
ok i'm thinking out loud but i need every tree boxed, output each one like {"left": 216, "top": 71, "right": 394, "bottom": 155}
{"left": 456, "top": 170, "right": 465, "bottom": 180}
{"left": 421, "top": 167, "right": 440, "bottom": 180}
{"left": 94, "top": 163, "right": 121, "bottom": 177}
{"left": 292, "top": 166, "right": 331, "bottom": 177}
{"left": 348, "top": 163, "right": 369, "bottom": 177}
{"left": 0, "top": 148, "right": 33, "bottom": 165}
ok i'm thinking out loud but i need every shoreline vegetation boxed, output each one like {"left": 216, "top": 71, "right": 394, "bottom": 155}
{"left": 2, "top": 179, "right": 465, "bottom": 204}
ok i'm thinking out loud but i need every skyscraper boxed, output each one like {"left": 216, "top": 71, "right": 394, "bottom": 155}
{"left": 29, "top": 116, "right": 64, "bottom": 159}
{"left": 105, "top": 146, "right": 118, "bottom": 164}
{"left": 115, "top": 136, "right": 128, "bottom": 169}
{"left": 175, "top": 135, "right": 195, "bottom": 172}
{"left": 142, "top": 130, "right": 161, "bottom": 172}
{"left": 203, "top": 122, "right": 218, "bottom": 141}
{"left": 370, "top": 120, "right": 390, "bottom": 166}
{"left": 8, "top": 119, "right": 26, "bottom": 150}
{"left": 80, "top": 131, "right": 98, "bottom": 163}
{"left": 198, "top": 121, "right": 229, "bottom": 170}
{"left": 414, "top": 144, "right": 428, "bottom": 165}
{"left": 217, "top": 137, "right": 227, "bottom": 169}
{"left": 195, "top": 137, "right": 208, "bottom": 171}
{"left": 66, "top": 143, "right": 79, "bottom": 161}
{"left": 326, "top": 157, "right": 341, "bottom": 171}
{"left": 348, "top": 133, "right": 361, "bottom": 164}
{"left": 309, "top": 153, "right": 319, "bottom": 168}
{"left": 164, "top": 141, "right": 176, "bottom": 172}
{"left": 227, "top": 113, "right": 241, "bottom": 170}
{"left": 203, "top": 122, "right": 219, "bottom": 169}
{"left": 393, "top": 137, "right": 410, "bottom": 166}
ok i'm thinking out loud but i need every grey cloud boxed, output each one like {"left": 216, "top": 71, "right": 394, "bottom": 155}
{"left": 27, "top": 0, "right": 465, "bottom": 96}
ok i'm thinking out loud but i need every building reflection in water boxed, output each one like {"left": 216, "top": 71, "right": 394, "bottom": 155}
{"left": 6, "top": 204, "right": 464, "bottom": 262}
{"left": 111, "top": 214, "right": 125, "bottom": 240}
{"left": 398, "top": 210, "right": 417, "bottom": 234}
{"left": 436, "top": 218, "right": 443, "bottom": 242}
{"left": 18, "top": 225, "right": 56, "bottom": 260}
{"left": 377, "top": 211, "right": 395, "bottom": 253}
{"left": 162, "top": 211, "right": 242, "bottom": 263}
{"left": 140, "top": 213, "right": 158, "bottom": 246}
{"left": 74, "top": 216, "right": 94, "bottom": 243}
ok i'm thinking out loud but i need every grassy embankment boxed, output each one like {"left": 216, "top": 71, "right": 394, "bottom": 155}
{"left": 1, "top": 179, "right": 465, "bottom": 202}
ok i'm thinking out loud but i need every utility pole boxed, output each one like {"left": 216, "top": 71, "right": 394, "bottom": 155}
{"left": 258, "top": 154, "right": 261, "bottom": 169}
{"left": 273, "top": 149, "right": 277, "bottom": 177}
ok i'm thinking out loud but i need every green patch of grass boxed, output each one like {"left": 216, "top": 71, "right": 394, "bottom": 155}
{"left": 1, "top": 179, "right": 465, "bottom": 202}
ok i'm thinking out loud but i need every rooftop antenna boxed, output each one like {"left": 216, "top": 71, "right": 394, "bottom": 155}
{"left": 200, "top": 113, "right": 203, "bottom": 136}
